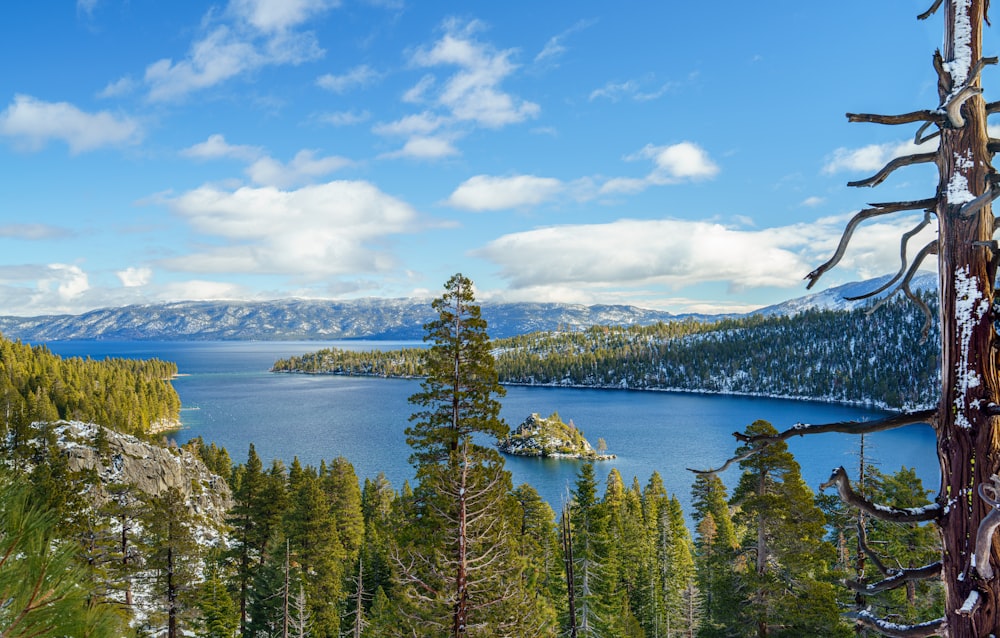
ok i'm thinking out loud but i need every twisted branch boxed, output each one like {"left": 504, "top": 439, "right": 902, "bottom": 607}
{"left": 917, "top": 0, "right": 943, "bottom": 20}
{"left": 821, "top": 467, "right": 942, "bottom": 522}
{"left": 848, "top": 153, "right": 937, "bottom": 188}
{"left": 686, "top": 447, "right": 758, "bottom": 475}
{"left": 805, "top": 199, "right": 936, "bottom": 289}
{"left": 974, "top": 474, "right": 1000, "bottom": 579}
{"left": 843, "top": 211, "right": 933, "bottom": 302}
{"left": 865, "top": 240, "right": 938, "bottom": 315}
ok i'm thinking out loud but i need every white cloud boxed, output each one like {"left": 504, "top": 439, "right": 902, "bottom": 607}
{"left": 402, "top": 75, "right": 436, "bottom": 103}
{"left": 316, "top": 64, "right": 379, "bottom": 93}
{"left": 447, "top": 175, "right": 564, "bottom": 211}
{"left": 181, "top": 133, "right": 263, "bottom": 161}
{"left": 472, "top": 214, "right": 937, "bottom": 296}
{"left": 823, "top": 139, "right": 930, "bottom": 174}
{"left": 600, "top": 142, "right": 719, "bottom": 195}
{"left": 319, "top": 110, "right": 371, "bottom": 126}
{"left": 43, "top": 264, "right": 90, "bottom": 300}
{"left": 380, "top": 136, "right": 459, "bottom": 160}
{"left": 143, "top": 0, "right": 337, "bottom": 102}
{"left": 534, "top": 19, "right": 595, "bottom": 66}
{"left": 408, "top": 18, "right": 539, "bottom": 128}
{"left": 246, "top": 149, "right": 351, "bottom": 187}
{"left": 801, "top": 196, "right": 825, "bottom": 207}
{"left": 0, "top": 95, "right": 142, "bottom": 154}
{"left": 164, "top": 180, "right": 418, "bottom": 277}
{"left": 229, "top": 0, "right": 339, "bottom": 33}
{"left": 117, "top": 267, "right": 153, "bottom": 287}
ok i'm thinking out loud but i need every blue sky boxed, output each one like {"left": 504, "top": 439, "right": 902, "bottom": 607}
{"left": 0, "top": 1, "right": 982, "bottom": 316}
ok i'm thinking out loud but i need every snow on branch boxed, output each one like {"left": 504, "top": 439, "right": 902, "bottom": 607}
{"left": 848, "top": 153, "right": 938, "bottom": 188}
{"left": 821, "top": 467, "right": 943, "bottom": 522}
{"left": 847, "top": 610, "right": 945, "bottom": 638}
{"left": 846, "top": 562, "right": 942, "bottom": 595}
{"left": 805, "top": 199, "right": 936, "bottom": 289}
{"left": 958, "top": 185, "right": 1000, "bottom": 218}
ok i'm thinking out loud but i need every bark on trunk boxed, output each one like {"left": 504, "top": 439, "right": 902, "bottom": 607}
{"left": 937, "top": 1, "right": 1000, "bottom": 635}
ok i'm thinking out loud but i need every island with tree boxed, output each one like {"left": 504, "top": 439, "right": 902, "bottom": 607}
{"left": 497, "top": 412, "right": 615, "bottom": 460}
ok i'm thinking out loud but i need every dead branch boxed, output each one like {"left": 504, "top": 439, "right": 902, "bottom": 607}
{"left": 848, "top": 153, "right": 938, "bottom": 188}
{"left": 847, "top": 610, "right": 945, "bottom": 638}
{"left": 686, "top": 447, "right": 758, "bottom": 475}
{"left": 805, "top": 199, "right": 936, "bottom": 289}
{"left": 917, "top": 0, "right": 943, "bottom": 20}
{"left": 934, "top": 50, "right": 952, "bottom": 97}
{"left": 988, "top": 100, "right": 1000, "bottom": 114}
{"left": 733, "top": 409, "right": 937, "bottom": 444}
{"left": 974, "top": 474, "right": 1000, "bottom": 579}
{"left": 844, "top": 212, "right": 933, "bottom": 302}
{"left": 858, "top": 521, "right": 892, "bottom": 576}
{"left": 846, "top": 111, "right": 944, "bottom": 126}
{"left": 866, "top": 240, "right": 938, "bottom": 315}
{"left": 821, "top": 467, "right": 942, "bottom": 523}
{"left": 959, "top": 185, "right": 1000, "bottom": 218}
{"left": 846, "top": 562, "right": 942, "bottom": 595}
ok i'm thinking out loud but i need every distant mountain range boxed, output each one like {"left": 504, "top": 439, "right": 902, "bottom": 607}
{"left": 0, "top": 273, "right": 938, "bottom": 342}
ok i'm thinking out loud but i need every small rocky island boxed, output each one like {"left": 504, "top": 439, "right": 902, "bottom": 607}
{"left": 498, "top": 412, "right": 615, "bottom": 460}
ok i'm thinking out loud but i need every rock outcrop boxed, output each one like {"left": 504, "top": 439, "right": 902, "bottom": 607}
{"left": 44, "top": 421, "right": 232, "bottom": 527}
{"left": 498, "top": 413, "right": 615, "bottom": 460}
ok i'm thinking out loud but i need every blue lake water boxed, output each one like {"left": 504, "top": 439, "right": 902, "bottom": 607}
{"left": 42, "top": 340, "right": 940, "bottom": 514}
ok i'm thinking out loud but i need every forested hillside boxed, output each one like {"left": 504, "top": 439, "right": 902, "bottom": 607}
{"left": 0, "top": 336, "right": 181, "bottom": 436}
{"left": 273, "top": 295, "right": 940, "bottom": 410}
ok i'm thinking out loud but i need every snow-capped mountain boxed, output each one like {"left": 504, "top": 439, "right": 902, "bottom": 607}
{"left": 0, "top": 299, "right": 683, "bottom": 342}
{"left": 753, "top": 271, "right": 937, "bottom": 316}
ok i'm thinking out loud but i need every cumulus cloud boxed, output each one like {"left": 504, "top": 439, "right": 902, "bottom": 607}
{"left": 229, "top": 0, "right": 340, "bottom": 33}
{"left": 246, "top": 149, "right": 351, "bottom": 187}
{"left": 380, "top": 136, "right": 459, "bottom": 160}
{"left": 600, "top": 142, "right": 719, "bottom": 195}
{"left": 376, "top": 18, "right": 538, "bottom": 160}
{"left": 447, "top": 175, "right": 564, "bottom": 211}
{"left": 0, "top": 95, "right": 142, "bottom": 153}
{"left": 164, "top": 180, "right": 418, "bottom": 277}
{"left": 316, "top": 64, "right": 379, "bottom": 93}
{"left": 181, "top": 133, "right": 263, "bottom": 161}
{"left": 472, "top": 214, "right": 937, "bottom": 298}
{"left": 98, "top": 76, "right": 136, "bottom": 99}
{"left": 117, "top": 267, "right": 153, "bottom": 287}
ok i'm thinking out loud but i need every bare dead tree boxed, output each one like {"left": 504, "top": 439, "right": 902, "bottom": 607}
{"left": 695, "top": 2, "right": 1000, "bottom": 635}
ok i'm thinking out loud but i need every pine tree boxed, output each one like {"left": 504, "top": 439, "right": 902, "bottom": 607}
{"left": 729, "top": 420, "right": 847, "bottom": 637}
{"left": 690, "top": 473, "right": 739, "bottom": 638}
{"left": 396, "top": 273, "right": 524, "bottom": 637}
{"left": 565, "top": 462, "right": 612, "bottom": 637}
{"left": 141, "top": 487, "right": 201, "bottom": 638}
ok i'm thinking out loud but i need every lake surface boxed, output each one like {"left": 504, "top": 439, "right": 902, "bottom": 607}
{"left": 42, "top": 340, "right": 940, "bottom": 514}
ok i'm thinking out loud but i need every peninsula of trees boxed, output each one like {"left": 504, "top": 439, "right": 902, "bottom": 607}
{"left": 272, "top": 294, "right": 939, "bottom": 410}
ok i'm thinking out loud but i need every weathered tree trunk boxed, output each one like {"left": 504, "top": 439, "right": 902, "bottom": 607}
{"left": 936, "top": 1, "right": 1000, "bottom": 636}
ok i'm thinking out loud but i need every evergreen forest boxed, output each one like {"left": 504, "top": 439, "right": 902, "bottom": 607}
{"left": 0, "top": 281, "right": 944, "bottom": 636}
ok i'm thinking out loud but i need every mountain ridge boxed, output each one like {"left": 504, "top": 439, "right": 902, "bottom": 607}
{"left": 0, "top": 273, "right": 938, "bottom": 342}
